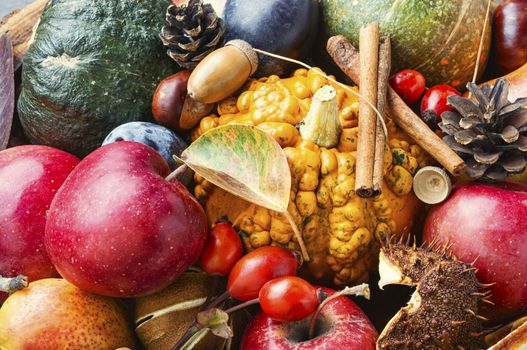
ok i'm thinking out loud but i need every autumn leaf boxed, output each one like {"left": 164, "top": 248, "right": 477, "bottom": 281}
{"left": 177, "top": 124, "right": 309, "bottom": 261}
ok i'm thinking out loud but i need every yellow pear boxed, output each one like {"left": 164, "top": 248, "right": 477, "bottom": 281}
{"left": 0, "top": 278, "right": 136, "bottom": 350}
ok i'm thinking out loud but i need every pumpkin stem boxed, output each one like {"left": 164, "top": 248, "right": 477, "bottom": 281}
{"left": 299, "top": 85, "right": 341, "bottom": 148}
{"left": 284, "top": 210, "right": 310, "bottom": 262}
{"left": 0, "top": 275, "right": 28, "bottom": 294}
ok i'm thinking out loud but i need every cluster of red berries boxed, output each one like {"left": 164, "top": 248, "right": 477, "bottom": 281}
{"left": 389, "top": 69, "right": 462, "bottom": 128}
{"left": 199, "top": 218, "right": 321, "bottom": 322}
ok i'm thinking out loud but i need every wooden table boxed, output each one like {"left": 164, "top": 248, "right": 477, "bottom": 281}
{"left": 0, "top": 0, "right": 35, "bottom": 19}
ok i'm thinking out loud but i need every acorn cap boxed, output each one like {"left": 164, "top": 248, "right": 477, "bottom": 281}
{"left": 225, "top": 40, "right": 258, "bottom": 75}
{"left": 413, "top": 166, "right": 452, "bottom": 204}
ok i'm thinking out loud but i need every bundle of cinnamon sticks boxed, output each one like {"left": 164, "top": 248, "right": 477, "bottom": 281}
{"left": 354, "top": 24, "right": 390, "bottom": 198}
{"left": 327, "top": 26, "right": 466, "bottom": 199}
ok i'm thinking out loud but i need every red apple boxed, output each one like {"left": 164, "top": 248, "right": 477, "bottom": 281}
{"left": 0, "top": 145, "right": 79, "bottom": 301}
{"left": 45, "top": 141, "right": 208, "bottom": 297}
{"left": 240, "top": 287, "right": 377, "bottom": 350}
{"left": 423, "top": 182, "right": 527, "bottom": 322}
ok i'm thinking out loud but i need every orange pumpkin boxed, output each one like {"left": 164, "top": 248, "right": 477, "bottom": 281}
{"left": 192, "top": 68, "right": 428, "bottom": 286}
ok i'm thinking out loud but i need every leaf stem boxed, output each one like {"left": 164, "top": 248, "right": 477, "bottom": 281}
{"left": 469, "top": 0, "right": 492, "bottom": 99}
{"left": 165, "top": 164, "right": 189, "bottom": 182}
{"left": 284, "top": 210, "right": 310, "bottom": 262}
{"left": 207, "top": 290, "right": 231, "bottom": 309}
{"left": 224, "top": 298, "right": 260, "bottom": 314}
{"left": 171, "top": 321, "right": 201, "bottom": 350}
{"left": 308, "top": 283, "right": 370, "bottom": 339}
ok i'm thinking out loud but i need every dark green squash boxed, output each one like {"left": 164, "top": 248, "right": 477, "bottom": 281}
{"left": 18, "top": 0, "right": 178, "bottom": 157}
{"left": 321, "top": 0, "right": 491, "bottom": 90}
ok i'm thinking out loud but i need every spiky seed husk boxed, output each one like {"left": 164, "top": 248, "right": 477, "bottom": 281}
{"left": 377, "top": 243, "right": 486, "bottom": 350}
{"left": 160, "top": 0, "right": 225, "bottom": 70}
{"left": 440, "top": 78, "right": 527, "bottom": 181}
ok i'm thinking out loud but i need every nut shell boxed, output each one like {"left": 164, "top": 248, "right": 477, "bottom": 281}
{"left": 134, "top": 272, "right": 224, "bottom": 350}
{"left": 187, "top": 40, "right": 258, "bottom": 104}
{"left": 412, "top": 166, "right": 451, "bottom": 204}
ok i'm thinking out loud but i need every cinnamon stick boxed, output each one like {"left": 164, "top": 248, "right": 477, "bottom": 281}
{"left": 327, "top": 35, "right": 466, "bottom": 176}
{"left": 355, "top": 24, "right": 379, "bottom": 198}
{"left": 372, "top": 36, "right": 391, "bottom": 197}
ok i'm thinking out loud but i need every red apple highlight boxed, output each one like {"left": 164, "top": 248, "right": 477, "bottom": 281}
{"left": 45, "top": 141, "right": 207, "bottom": 297}
{"left": 423, "top": 182, "right": 527, "bottom": 322}
{"left": 241, "top": 287, "right": 377, "bottom": 350}
{"left": 0, "top": 145, "right": 79, "bottom": 300}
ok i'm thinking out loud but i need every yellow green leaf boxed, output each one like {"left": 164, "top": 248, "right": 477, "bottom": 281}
{"left": 177, "top": 124, "right": 309, "bottom": 261}
{"left": 178, "top": 124, "right": 290, "bottom": 213}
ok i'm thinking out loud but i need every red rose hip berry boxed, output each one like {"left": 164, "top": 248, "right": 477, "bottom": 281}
{"left": 420, "top": 85, "right": 461, "bottom": 118}
{"left": 227, "top": 246, "right": 298, "bottom": 301}
{"left": 259, "top": 276, "right": 319, "bottom": 322}
{"left": 199, "top": 217, "right": 243, "bottom": 276}
{"left": 389, "top": 69, "right": 426, "bottom": 105}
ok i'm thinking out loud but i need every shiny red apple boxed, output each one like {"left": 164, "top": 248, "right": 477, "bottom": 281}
{"left": 423, "top": 182, "right": 527, "bottom": 323}
{"left": 45, "top": 141, "right": 208, "bottom": 297}
{"left": 0, "top": 145, "right": 79, "bottom": 301}
{"left": 241, "top": 287, "right": 377, "bottom": 350}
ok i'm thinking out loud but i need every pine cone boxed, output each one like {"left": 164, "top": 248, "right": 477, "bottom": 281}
{"left": 160, "top": 0, "right": 225, "bottom": 70}
{"left": 440, "top": 78, "right": 527, "bottom": 181}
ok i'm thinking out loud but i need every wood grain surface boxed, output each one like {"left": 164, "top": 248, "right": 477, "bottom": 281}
{"left": 1, "top": 0, "right": 35, "bottom": 19}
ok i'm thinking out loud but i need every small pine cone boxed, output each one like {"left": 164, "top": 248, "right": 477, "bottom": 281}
{"left": 160, "top": 0, "right": 226, "bottom": 70}
{"left": 440, "top": 78, "right": 527, "bottom": 181}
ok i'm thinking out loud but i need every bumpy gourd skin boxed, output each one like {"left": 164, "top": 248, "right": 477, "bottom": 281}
{"left": 193, "top": 68, "right": 428, "bottom": 285}
{"left": 18, "top": 0, "right": 177, "bottom": 157}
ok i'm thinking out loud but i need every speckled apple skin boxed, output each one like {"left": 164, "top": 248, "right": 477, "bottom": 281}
{"left": 424, "top": 182, "right": 527, "bottom": 323}
{"left": 45, "top": 141, "right": 208, "bottom": 297}
{"left": 0, "top": 278, "right": 136, "bottom": 349}
{"left": 241, "top": 287, "right": 377, "bottom": 350}
{"left": 0, "top": 146, "right": 79, "bottom": 302}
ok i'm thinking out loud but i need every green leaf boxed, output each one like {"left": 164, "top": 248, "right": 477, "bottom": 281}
{"left": 177, "top": 124, "right": 309, "bottom": 261}
{"left": 177, "top": 124, "right": 290, "bottom": 213}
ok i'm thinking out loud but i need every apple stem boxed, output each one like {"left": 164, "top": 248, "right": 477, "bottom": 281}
{"left": 224, "top": 298, "right": 259, "bottom": 314}
{"left": 165, "top": 164, "right": 189, "bottom": 182}
{"left": 0, "top": 275, "right": 28, "bottom": 293}
{"left": 308, "top": 283, "right": 370, "bottom": 340}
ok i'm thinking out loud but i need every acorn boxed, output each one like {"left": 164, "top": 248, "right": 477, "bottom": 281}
{"left": 134, "top": 271, "right": 224, "bottom": 350}
{"left": 187, "top": 40, "right": 258, "bottom": 104}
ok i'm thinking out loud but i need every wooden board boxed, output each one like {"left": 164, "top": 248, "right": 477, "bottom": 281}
{"left": 0, "top": 0, "right": 47, "bottom": 69}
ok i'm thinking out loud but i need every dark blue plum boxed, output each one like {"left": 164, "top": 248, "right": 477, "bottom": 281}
{"left": 222, "top": 0, "right": 319, "bottom": 77}
{"left": 102, "top": 122, "right": 193, "bottom": 187}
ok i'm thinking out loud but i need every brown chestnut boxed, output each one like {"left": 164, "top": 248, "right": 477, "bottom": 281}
{"left": 152, "top": 70, "right": 191, "bottom": 131}
{"left": 494, "top": 0, "right": 527, "bottom": 74}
